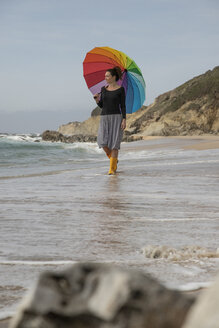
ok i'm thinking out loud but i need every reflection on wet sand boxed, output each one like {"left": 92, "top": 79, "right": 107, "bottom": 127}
{"left": 93, "top": 176, "right": 132, "bottom": 254}
{"left": 1, "top": 137, "right": 219, "bottom": 320}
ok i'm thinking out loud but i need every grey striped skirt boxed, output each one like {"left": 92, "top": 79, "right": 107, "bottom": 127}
{"left": 97, "top": 114, "right": 123, "bottom": 150}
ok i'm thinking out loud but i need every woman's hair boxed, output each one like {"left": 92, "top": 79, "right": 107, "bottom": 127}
{"left": 106, "top": 66, "right": 123, "bottom": 81}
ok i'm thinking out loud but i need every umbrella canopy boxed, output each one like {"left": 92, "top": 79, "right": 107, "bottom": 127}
{"left": 83, "top": 46, "right": 146, "bottom": 114}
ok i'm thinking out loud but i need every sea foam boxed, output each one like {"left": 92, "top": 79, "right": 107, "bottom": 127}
{"left": 142, "top": 245, "right": 219, "bottom": 261}
{"left": 63, "top": 142, "right": 103, "bottom": 154}
{"left": 0, "top": 133, "right": 41, "bottom": 143}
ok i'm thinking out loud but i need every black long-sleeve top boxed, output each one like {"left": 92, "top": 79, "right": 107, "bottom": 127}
{"left": 97, "top": 86, "right": 126, "bottom": 119}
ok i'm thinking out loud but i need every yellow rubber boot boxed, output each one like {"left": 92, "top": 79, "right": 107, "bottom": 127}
{"left": 108, "top": 157, "right": 117, "bottom": 175}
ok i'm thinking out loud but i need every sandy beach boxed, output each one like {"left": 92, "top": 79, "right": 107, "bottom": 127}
{"left": 169, "top": 135, "right": 219, "bottom": 150}
{"left": 1, "top": 135, "right": 219, "bottom": 327}
{"left": 141, "top": 135, "right": 219, "bottom": 150}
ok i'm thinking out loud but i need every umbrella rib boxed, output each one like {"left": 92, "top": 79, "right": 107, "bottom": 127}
{"left": 94, "top": 46, "right": 126, "bottom": 68}
{"left": 130, "top": 73, "right": 146, "bottom": 105}
{"left": 128, "top": 73, "right": 143, "bottom": 112}
{"left": 83, "top": 53, "right": 122, "bottom": 68}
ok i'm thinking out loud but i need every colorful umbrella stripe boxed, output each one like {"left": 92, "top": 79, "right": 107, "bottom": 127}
{"left": 83, "top": 46, "right": 146, "bottom": 114}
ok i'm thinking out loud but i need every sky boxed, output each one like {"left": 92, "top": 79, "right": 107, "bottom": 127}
{"left": 0, "top": 0, "right": 218, "bottom": 133}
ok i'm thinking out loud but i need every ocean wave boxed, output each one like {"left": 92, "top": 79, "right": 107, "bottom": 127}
{"left": 62, "top": 142, "right": 103, "bottom": 154}
{"left": 0, "top": 134, "right": 103, "bottom": 155}
{"left": 0, "top": 133, "right": 42, "bottom": 143}
{"left": 142, "top": 245, "right": 219, "bottom": 261}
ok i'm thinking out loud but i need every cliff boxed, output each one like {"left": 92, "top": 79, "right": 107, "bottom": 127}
{"left": 58, "top": 66, "right": 219, "bottom": 138}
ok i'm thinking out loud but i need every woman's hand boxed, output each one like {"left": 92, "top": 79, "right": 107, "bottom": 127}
{"left": 121, "top": 119, "right": 126, "bottom": 130}
{"left": 93, "top": 93, "right": 100, "bottom": 103}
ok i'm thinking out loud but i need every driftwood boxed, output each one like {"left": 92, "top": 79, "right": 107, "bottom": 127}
{"left": 10, "top": 262, "right": 194, "bottom": 328}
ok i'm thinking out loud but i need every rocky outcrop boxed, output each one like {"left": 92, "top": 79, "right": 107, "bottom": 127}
{"left": 91, "top": 106, "right": 102, "bottom": 117}
{"left": 58, "top": 116, "right": 100, "bottom": 136}
{"left": 42, "top": 130, "right": 97, "bottom": 143}
{"left": 42, "top": 129, "right": 142, "bottom": 143}
{"left": 57, "top": 66, "right": 219, "bottom": 139}
{"left": 126, "top": 66, "right": 219, "bottom": 137}
{"left": 182, "top": 272, "right": 219, "bottom": 328}
{"left": 10, "top": 263, "right": 194, "bottom": 328}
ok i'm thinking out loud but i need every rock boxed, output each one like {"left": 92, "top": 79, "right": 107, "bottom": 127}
{"left": 66, "top": 134, "right": 97, "bottom": 143}
{"left": 141, "top": 122, "right": 166, "bottom": 136}
{"left": 91, "top": 106, "right": 102, "bottom": 117}
{"left": 41, "top": 130, "right": 66, "bottom": 142}
{"left": 41, "top": 130, "right": 97, "bottom": 143}
{"left": 58, "top": 116, "right": 100, "bottom": 136}
{"left": 182, "top": 273, "right": 219, "bottom": 328}
{"left": 211, "top": 108, "right": 219, "bottom": 133}
{"left": 10, "top": 263, "right": 194, "bottom": 328}
{"left": 122, "top": 134, "right": 143, "bottom": 142}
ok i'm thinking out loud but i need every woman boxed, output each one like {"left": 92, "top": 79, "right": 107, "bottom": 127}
{"left": 94, "top": 66, "right": 126, "bottom": 175}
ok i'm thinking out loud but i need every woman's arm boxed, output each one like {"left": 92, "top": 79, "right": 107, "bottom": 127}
{"left": 120, "top": 87, "right": 126, "bottom": 119}
{"left": 121, "top": 118, "right": 126, "bottom": 130}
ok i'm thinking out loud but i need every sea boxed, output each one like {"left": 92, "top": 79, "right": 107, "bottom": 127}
{"left": 0, "top": 133, "right": 219, "bottom": 319}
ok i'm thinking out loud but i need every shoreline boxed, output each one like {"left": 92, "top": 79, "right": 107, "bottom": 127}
{"left": 126, "top": 135, "right": 219, "bottom": 151}
{"left": 2, "top": 132, "right": 219, "bottom": 151}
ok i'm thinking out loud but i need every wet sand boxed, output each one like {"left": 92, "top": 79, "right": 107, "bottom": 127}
{"left": 1, "top": 135, "right": 219, "bottom": 326}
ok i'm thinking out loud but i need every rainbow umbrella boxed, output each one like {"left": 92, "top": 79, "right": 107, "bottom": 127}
{"left": 83, "top": 46, "right": 146, "bottom": 114}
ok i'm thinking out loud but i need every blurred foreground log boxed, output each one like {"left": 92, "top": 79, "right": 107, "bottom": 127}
{"left": 10, "top": 263, "right": 194, "bottom": 328}
{"left": 182, "top": 272, "right": 219, "bottom": 328}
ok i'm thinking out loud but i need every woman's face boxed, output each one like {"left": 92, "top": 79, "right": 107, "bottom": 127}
{"left": 105, "top": 71, "right": 116, "bottom": 84}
